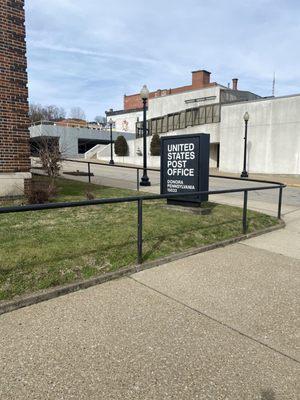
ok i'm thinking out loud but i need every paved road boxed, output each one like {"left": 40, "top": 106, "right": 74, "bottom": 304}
{"left": 2, "top": 160, "right": 297, "bottom": 399}
{"left": 59, "top": 160, "right": 300, "bottom": 209}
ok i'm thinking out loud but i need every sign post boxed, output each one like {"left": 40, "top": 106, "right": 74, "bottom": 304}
{"left": 160, "top": 133, "right": 210, "bottom": 207}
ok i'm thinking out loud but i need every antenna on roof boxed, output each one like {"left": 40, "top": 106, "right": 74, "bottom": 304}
{"left": 272, "top": 72, "right": 276, "bottom": 97}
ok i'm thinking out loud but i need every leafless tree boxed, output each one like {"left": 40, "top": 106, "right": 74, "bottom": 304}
{"left": 32, "top": 136, "right": 62, "bottom": 181}
{"left": 95, "top": 115, "right": 106, "bottom": 124}
{"left": 70, "top": 107, "right": 86, "bottom": 121}
{"left": 28, "top": 136, "right": 64, "bottom": 203}
{"left": 29, "top": 103, "right": 66, "bottom": 123}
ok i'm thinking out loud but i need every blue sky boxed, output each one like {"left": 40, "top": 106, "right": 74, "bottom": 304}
{"left": 25, "top": 0, "right": 300, "bottom": 120}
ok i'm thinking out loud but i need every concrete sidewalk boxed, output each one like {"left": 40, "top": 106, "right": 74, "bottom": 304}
{"left": 0, "top": 243, "right": 299, "bottom": 399}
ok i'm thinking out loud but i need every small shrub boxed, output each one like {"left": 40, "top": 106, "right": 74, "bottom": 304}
{"left": 27, "top": 188, "right": 50, "bottom": 204}
{"left": 150, "top": 133, "right": 161, "bottom": 156}
{"left": 86, "top": 191, "right": 95, "bottom": 200}
{"left": 114, "top": 135, "right": 128, "bottom": 156}
{"left": 27, "top": 181, "right": 57, "bottom": 204}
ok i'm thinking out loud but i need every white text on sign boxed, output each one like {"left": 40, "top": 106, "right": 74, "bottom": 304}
{"left": 167, "top": 143, "right": 195, "bottom": 176}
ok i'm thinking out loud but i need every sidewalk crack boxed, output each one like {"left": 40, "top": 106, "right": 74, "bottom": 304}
{"left": 129, "top": 276, "right": 300, "bottom": 365}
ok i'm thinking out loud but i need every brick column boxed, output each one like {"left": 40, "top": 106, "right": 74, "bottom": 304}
{"left": 0, "top": 0, "right": 31, "bottom": 197}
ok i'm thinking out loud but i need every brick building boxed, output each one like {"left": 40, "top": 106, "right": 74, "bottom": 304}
{"left": 123, "top": 70, "right": 216, "bottom": 110}
{"left": 0, "top": 0, "right": 31, "bottom": 197}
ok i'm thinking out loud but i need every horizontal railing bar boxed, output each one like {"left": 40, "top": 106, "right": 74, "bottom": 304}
{"left": 209, "top": 174, "right": 285, "bottom": 187}
{"left": 0, "top": 184, "right": 285, "bottom": 215}
{"left": 59, "top": 159, "right": 285, "bottom": 187}
{"left": 61, "top": 158, "right": 159, "bottom": 172}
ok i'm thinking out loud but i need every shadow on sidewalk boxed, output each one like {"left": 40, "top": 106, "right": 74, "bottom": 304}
{"left": 260, "top": 388, "right": 276, "bottom": 400}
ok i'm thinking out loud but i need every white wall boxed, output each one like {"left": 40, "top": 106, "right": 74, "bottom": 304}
{"left": 170, "top": 123, "right": 220, "bottom": 144}
{"left": 109, "top": 110, "right": 142, "bottom": 134}
{"left": 30, "top": 124, "right": 135, "bottom": 157}
{"left": 220, "top": 94, "right": 300, "bottom": 174}
{"left": 97, "top": 136, "right": 217, "bottom": 169}
{"left": 0, "top": 172, "right": 32, "bottom": 197}
{"left": 148, "top": 86, "right": 221, "bottom": 118}
{"left": 97, "top": 137, "right": 160, "bottom": 167}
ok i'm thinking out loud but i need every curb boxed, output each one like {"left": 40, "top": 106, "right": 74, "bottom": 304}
{"left": 209, "top": 172, "right": 300, "bottom": 188}
{"left": 286, "top": 183, "right": 300, "bottom": 188}
{"left": 0, "top": 221, "right": 285, "bottom": 316}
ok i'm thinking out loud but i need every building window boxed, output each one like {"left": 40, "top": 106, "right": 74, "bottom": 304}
{"left": 136, "top": 121, "right": 142, "bottom": 137}
{"left": 167, "top": 115, "right": 174, "bottom": 131}
{"left": 156, "top": 118, "right": 163, "bottom": 134}
{"left": 162, "top": 116, "right": 168, "bottom": 132}
{"left": 186, "top": 109, "right": 194, "bottom": 127}
{"left": 180, "top": 111, "right": 186, "bottom": 129}
{"left": 141, "top": 102, "right": 221, "bottom": 137}
{"left": 173, "top": 113, "right": 180, "bottom": 130}
{"left": 199, "top": 107, "right": 206, "bottom": 124}
{"left": 206, "top": 105, "right": 213, "bottom": 123}
{"left": 151, "top": 119, "right": 157, "bottom": 134}
{"left": 212, "top": 104, "right": 220, "bottom": 123}
{"left": 193, "top": 107, "right": 200, "bottom": 125}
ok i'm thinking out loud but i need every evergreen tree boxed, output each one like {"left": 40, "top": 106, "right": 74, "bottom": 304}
{"left": 150, "top": 133, "right": 161, "bottom": 156}
{"left": 114, "top": 135, "right": 128, "bottom": 156}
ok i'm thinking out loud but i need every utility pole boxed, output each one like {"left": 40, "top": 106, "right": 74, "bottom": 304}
{"left": 272, "top": 72, "right": 276, "bottom": 97}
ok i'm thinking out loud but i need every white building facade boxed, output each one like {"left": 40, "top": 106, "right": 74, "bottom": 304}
{"left": 30, "top": 122, "right": 135, "bottom": 158}
{"left": 220, "top": 94, "right": 300, "bottom": 174}
{"left": 102, "top": 70, "right": 300, "bottom": 175}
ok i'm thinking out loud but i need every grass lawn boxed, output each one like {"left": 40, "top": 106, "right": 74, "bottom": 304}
{"left": 0, "top": 176, "right": 278, "bottom": 301}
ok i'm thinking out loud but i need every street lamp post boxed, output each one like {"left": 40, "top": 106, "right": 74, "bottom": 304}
{"left": 108, "top": 118, "right": 114, "bottom": 165}
{"left": 241, "top": 112, "right": 249, "bottom": 178}
{"left": 140, "top": 84, "right": 151, "bottom": 186}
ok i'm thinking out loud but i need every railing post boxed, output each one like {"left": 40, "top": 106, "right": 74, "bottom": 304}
{"left": 88, "top": 162, "right": 91, "bottom": 183}
{"left": 137, "top": 199, "right": 143, "bottom": 264}
{"left": 137, "top": 169, "right": 140, "bottom": 191}
{"left": 243, "top": 190, "right": 248, "bottom": 234}
{"left": 278, "top": 186, "right": 283, "bottom": 219}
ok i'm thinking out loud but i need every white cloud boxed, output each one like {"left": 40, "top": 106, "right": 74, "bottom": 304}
{"left": 25, "top": 0, "right": 300, "bottom": 119}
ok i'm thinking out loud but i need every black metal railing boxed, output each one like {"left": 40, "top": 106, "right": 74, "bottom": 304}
{"left": 59, "top": 158, "right": 160, "bottom": 191}
{"left": 0, "top": 177, "right": 285, "bottom": 264}
{"left": 58, "top": 159, "right": 285, "bottom": 206}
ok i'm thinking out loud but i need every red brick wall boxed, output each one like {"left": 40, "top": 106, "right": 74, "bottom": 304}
{"left": 124, "top": 70, "right": 217, "bottom": 111}
{"left": 0, "top": 0, "right": 31, "bottom": 174}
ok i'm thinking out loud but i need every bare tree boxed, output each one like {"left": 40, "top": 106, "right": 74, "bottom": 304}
{"left": 70, "top": 107, "right": 86, "bottom": 121}
{"left": 29, "top": 104, "right": 45, "bottom": 123}
{"left": 28, "top": 136, "right": 63, "bottom": 203}
{"left": 32, "top": 136, "right": 62, "bottom": 181}
{"left": 95, "top": 115, "right": 106, "bottom": 124}
{"left": 29, "top": 103, "right": 66, "bottom": 123}
{"left": 45, "top": 105, "right": 66, "bottom": 121}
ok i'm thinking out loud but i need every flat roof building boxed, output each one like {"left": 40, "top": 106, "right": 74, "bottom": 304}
{"left": 30, "top": 121, "right": 135, "bottom": 158}
{"left": 101, "top": 69, "right": 300, "bottom": 175}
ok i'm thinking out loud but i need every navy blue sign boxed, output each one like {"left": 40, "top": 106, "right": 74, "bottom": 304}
{"left": 160, "top": 133, "right": 210, "bottom": 205}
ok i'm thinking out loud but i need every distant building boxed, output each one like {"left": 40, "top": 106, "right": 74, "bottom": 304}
{"left": 104, "top": 69, "right": 300, "bottom": 174}
{"left": 30, "top": 121, "right": 135, "bottom": 158}
{"left": 56, "top": 119, "right": 88, "bottom": 128}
